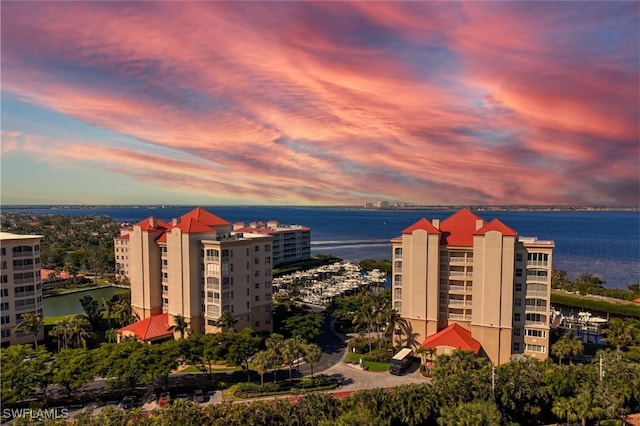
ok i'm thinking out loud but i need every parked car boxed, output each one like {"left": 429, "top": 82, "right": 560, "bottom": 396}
{"left": 193, "top": 389, "right": 204, "bottom": 403}
{"left": 120, "top": 396, "right": 134, "bottom": 410}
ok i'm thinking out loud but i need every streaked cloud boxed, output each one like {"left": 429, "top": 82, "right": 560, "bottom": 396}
{"left": 1, "top": 1, "right": 637, "bottom": 205}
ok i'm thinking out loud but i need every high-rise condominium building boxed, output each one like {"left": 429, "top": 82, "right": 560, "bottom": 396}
{"left": 391, "top": 208, "right": 554, "bottom": 365}
{"left": 232, "top": 221, "right": 311, "bottom": 266}
{"left": 119, "top": 208, "right": 273, "bottom": 340}
{"left": 0, "top": 232, "right": 44, "bottom": 347}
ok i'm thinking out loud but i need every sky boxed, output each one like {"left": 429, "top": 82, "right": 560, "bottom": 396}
{"left": 1, "top": 2, "right": 638, "bottom": 206}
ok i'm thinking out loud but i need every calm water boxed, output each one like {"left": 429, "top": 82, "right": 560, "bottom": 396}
{"left": 42, "top": 286, "right": 125, "bottom": 317}
{"left": 5, "top": 206, "right": 639, "bottom": 289}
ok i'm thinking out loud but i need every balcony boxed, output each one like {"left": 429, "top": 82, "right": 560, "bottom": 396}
{"left": 13, "top": 265, "right": 34, "bottom": 271}
{"left": 525, "top": 290, "right": 548, "bottom": 298}
{"left": 525, "top": 305, "right": 547, "bottom": 313}
{"left": 447, "top": 285, "right": 466, "bottom": 292}
{"left": 16, "top": 303, "right": 36, "bottom": 312}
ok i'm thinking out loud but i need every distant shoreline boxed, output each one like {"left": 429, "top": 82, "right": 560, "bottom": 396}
{"left": 2, "top": 204, "right": 638, "bottom": 212}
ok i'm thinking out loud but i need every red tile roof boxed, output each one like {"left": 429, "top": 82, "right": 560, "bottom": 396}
{"left": 401, "top": 218, "right": 440, "bottom": 235}
{"left": 180, "top": 208, "right": 230, "bottom": 227}
{"left": 173, "top": 217, "right": 215, "bottom": 233}
{"left": 136, "top": 217, "right": 169, "bottom": 231}
{"left": 422, "top": 323, "right": 481, "bottom": 354}
{"left": 156, "top": 233, "right": 167, "bottom": 243}
{"left": 439, "top": 208, "right": 484, "bottom": 247}
{"left": 118, "top": 313, "right": 172, "bottom": 341}
{"left": 475, "top": 218, "right": 517, "bottom": 237}
{"left": 115, "top": 234, "right": 130, "bottom": 240}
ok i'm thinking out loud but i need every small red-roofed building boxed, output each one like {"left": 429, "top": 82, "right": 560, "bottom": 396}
{"left": 391, "top": 208, "right": 554, "bottom": 365}
{"left": 116, "top": 207, "right": 274, "bottom": 338}
{"left": 421, "top": 323, "right": 482, "bottom": 356}
{"left": 117, "top": 313, "right": 173, "bottom": 343}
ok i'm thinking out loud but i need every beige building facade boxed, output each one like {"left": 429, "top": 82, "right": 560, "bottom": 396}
{"left": 232, "top": 220, "right": 311, "bottom": 266}
{"left": 391, "top": 209, "right": 554, "bottom": 364}
{"left": 123, "top": 208, "right": 273, "bottom": 338}
{"left": 0, "top": 232, "right": 44, "bottom": 347}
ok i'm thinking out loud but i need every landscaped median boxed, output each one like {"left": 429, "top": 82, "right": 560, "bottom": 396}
{"left": 225, "top": 375, "right": 340, "bottom": 399}
{"left": 343, "top": 352, "right": 390, "bottom": 372}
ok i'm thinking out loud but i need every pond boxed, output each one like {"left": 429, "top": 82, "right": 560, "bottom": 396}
{"left": 42, "top": 286, "right": 129, "bottom": 317}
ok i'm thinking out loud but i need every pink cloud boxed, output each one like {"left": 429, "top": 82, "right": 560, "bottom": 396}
{"left": 1, "top": 2, "right": 637, "bottom": 205}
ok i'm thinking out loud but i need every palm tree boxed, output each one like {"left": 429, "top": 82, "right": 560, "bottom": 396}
{"left": 52, "top": 318, "right": 73, "bottom": 351}
{"left": 252, "top": 350, "right": 273, "bottom": 385}
{"left": 281, "top": 337, "right": 300, "bottom": 380}
{"left": 168, "top": 314, "right": 191, "bottom": 339}
{"left": 352, "top": 295, "right": 375, "bottom": 353}
{"left": 266, "top": 333, "right": 284, "bottom": 382}
{"left": 13, "top": 312, "right": 44, "bottom": 348}
{"left": 69, "top": 315, "right": 93, "bottom": 348}
{"left": 113, "top": 297, "right": 136, "bottom": 327}
{"left": 603, "top": 318, "right": 639, "bottom": 359}
{"left": 552, "top": 333, "right": 583, "bottom": 365}
{"left": 102, "top": 297, "right": 114, "bottom": 326}
{"left": 551, "top": 396, "right": 579, "bottom": 424}
{"left": 303, "top": 343, "right": 322, "bottom": 377}
{"left": 213, "top": 311, "right": 238, "bottom": 333}
{"left": 105, "top": 328, "right": 118, "bottom": 343}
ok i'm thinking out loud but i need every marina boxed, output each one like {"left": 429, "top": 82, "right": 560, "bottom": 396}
{"left": 273, "top": 261, "right": 388, "bottom": 306}
{"left": 550, "top": 307, "right": 609, "bottom": 344}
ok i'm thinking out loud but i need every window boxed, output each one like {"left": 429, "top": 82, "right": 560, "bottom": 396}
{"left": 394, "top": 248, "right": 402, "bottom": 258}
{"left": 514, "top": 298, "right": 521, "bottom": 307}
{"left": 525, "top": 329, "right": 546, "bottom": 338}
{"left": 254, "top": 283, "right": 259, "bottom": 289}
{"left": 513, "top": 327, "right": 521, "bottom": 336}
{"left": 0, "top": 289, "right": 8, "bottom": 297}
{"left": 265, "top": 244, "right": 271, "bottom": 252}
{"left": 516, "top": 253, "right": 523, "bottom": 262}
{"left": 1, "top": 248, "right": 5, "bottom": 256}
{"left": 254, "top": 258, "right": 259, "bottom": 264}
{"left": 265, "top": 256, "right": 271, "bottom": 264}
{"left": 525, "top": 344, "right": 546, "bottom": 353}
{"left": 514, "top": 313, "right": 521, "bottom": 322}
{"left": 515, "top": 283, "right": 522, "bottom": 292}
{"left": 246, "top": 288, "right": 250, "bottom": 296}
{"left": 254, "top": 320, "right": 260, "bottom": 327}
{"left": 515, "top": 268, "right": 522, "bottom": 277}
{"left": 246, "top": 302, "right": 250, "bottom": 309}
{"left": 1, "top": 315, "right": 10, "bottom": 325}
{"left": 255, "top": 295, "right": 260, "bottom": 302}
{"left": 1, "top": 261, "right": 6, "bottom": 270}
{"left": 255, "top": 245, "right": 259, "bottom": 252}
{"left": 527, "top": 252, "right": 549, "bottom": 266}
{"left": 512, "top": 342, "right": 520, "bottom": 351}
{"left": 0, "top": 302, "right": 9, "bottom": 311}
{"left": 207, "top": 319, "right": 216, "bottom": 326}
{"left": 265, "top": 304, "right": 272, "bottom": 313}
{"left": 1, "top": 330, "right": 10, "bottom": 338}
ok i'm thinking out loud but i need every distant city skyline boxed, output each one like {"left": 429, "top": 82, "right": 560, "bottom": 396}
{"left": 1, "top": 2, "right": 638, "bottom": 206}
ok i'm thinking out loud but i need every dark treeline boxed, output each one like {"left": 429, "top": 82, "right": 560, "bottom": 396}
{"left": 552, "top": 270, "right": 639, "bottom": 301}
{"left": 0, "top": 213, "right": 120, "bottom": 280}
{"left": 4, "top": 348, "right": 639, "bottom": 426}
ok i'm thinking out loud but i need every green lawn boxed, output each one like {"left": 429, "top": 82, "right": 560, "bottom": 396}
{"left": 344, "top": 352, "right": 390, "bottom": 372}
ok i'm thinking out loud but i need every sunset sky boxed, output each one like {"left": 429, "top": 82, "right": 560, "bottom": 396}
{"left": 1, "top": 2, "right": 638, "bottom": 206}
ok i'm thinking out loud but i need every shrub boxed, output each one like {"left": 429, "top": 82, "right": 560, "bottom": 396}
{"left": 363, "top": 348, "right": 391, "bottom": 363}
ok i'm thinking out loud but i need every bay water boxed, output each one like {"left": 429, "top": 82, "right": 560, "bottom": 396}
{"left": 4, "top": 206, "right": 638, "bottom": 290}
